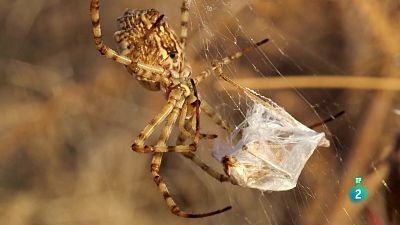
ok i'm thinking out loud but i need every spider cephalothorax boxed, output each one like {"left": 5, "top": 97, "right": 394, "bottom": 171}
{"left": 114, "top": 9, "right": 185, "bottom": 91}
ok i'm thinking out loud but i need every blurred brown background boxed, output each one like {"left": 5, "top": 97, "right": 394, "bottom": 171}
{"left": 0, "top": 0, "right": 399, "bottom": 225}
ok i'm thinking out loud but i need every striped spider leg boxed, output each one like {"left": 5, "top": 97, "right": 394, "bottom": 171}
{"left": 149, "top": 88, "right": 231, "bottom": 218}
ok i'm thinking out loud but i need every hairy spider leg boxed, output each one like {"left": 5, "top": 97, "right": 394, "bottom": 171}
{"left": 151, "top": 95, "right": 231, "bottom": 218}
{"left": 200, "top": 99, "right": 233, "bottom": 132}
{"left": 176, "top": 82, "right": 231, "bottom": 183}
{"left": 177, "top": 97, "right": 219, "bottom": 141}
{"left": 213, "top": 66, "right": 277, "bottom": 109}
{"left": 131, "top": 89, "right": 195, "bottom": 153}
{"left": 90, "top": 0, "right": 167, "bottom": 75}
{"left": 177, "top": 100, "right": 193, "bottom": 138}
{"left": 176, "top": 128, "right": 230, "bottom": 183}
{"left": 180, "top": 0, "right": 190, "bottom": 49}
{"left": 194, "top": 38, "right": 269, "bottom": 84}
{"left": 181, "top": 152, "right": 231, "bottom": 182}
{"left": 173, "top": 86, "right": 230, "bottom": 182}
{"left": 308, "top": 110, "right": 345, "bottom": 129}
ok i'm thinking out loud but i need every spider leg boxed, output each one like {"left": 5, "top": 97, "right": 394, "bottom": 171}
{"left": 151, "top": 97, "right": 231, "bottom": 218}
{"left": 133, "top": 145, "right": 196, "bottom": 153}
{"left": 178, "top": 79, "right": 219, "bottom": 141}
{"left": 152, "top": 153, "right": 231, "bottom": 218}
{"left": 200, "top": 99, "right": 233, "bottom": 132}
{"left": 90, "top": 0, "right": 166, "bottom": 75}
{"left": 178, "top": 99, "right": 218, "bottom": 142}
{"left": 132, "top": 89, "right": 214, "bottom": 154}
{"left": 194, "top": 38, "right": 269, "bottom": 84}
{"left": 190, "top": 79, "right": 201, "bottom": 144}
{"left": 131, "top": 89, "right": 196, "bottom": 153}
{"left": 180, "top": 0, "right": 190, "bottom": 48}
{"left": 175, "top": 139, "right": 230, "bottom": 184}
{"left": 200, "top": 133, "right": 218, "bottom": 139}
{"left": 213, "top": 66, "right": 270, "bottom": 107}
{"left": 177, "top": 104, "right": 230, "bottom": 183}
{"left": 177, "top": 100, "right": 193, "bottom": 139}
{"left": 182, "top": 151, "right": 231, "bottom": 183}
{"left": 131, "top": 89, "right": 182, "bottom": 149}
{"left": 90, "top": 0, "right": 132, "bottom": 65}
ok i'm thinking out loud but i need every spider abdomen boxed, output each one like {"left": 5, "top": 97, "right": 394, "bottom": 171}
{"left": 113, "top": 8, "right": 185, "bottom": 91}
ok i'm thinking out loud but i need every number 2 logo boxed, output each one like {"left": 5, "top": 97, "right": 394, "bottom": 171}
{"left": 354, "top": 189, "right": 362, "bottom": 199}
{"left": 349, "top": 186, "right": 367, "bottom": 202}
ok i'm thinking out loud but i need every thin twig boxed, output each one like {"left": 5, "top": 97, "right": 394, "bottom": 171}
{"left": 216, "top": 76, "right": 400, "bottom": 91}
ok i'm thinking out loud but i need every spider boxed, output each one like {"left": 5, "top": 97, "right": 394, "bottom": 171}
{"left": 90, "top": 0, "right": 268, "bottom": 218}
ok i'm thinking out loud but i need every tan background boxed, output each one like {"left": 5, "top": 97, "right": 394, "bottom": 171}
{"left": 0, "top": 0, "right": 399, "bottom": 225}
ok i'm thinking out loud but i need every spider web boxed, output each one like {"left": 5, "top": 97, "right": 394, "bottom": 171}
{"left": 171, "top": 0, "right": 385, "bottom": 225}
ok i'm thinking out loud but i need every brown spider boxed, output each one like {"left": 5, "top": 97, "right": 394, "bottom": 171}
{"left": 90, "top": 0, "right": 268, "bottom": 218}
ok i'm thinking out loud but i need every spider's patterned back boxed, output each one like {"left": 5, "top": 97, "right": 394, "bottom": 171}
{"left": 114, "top": 9, "right": 185, "bottom": 91}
